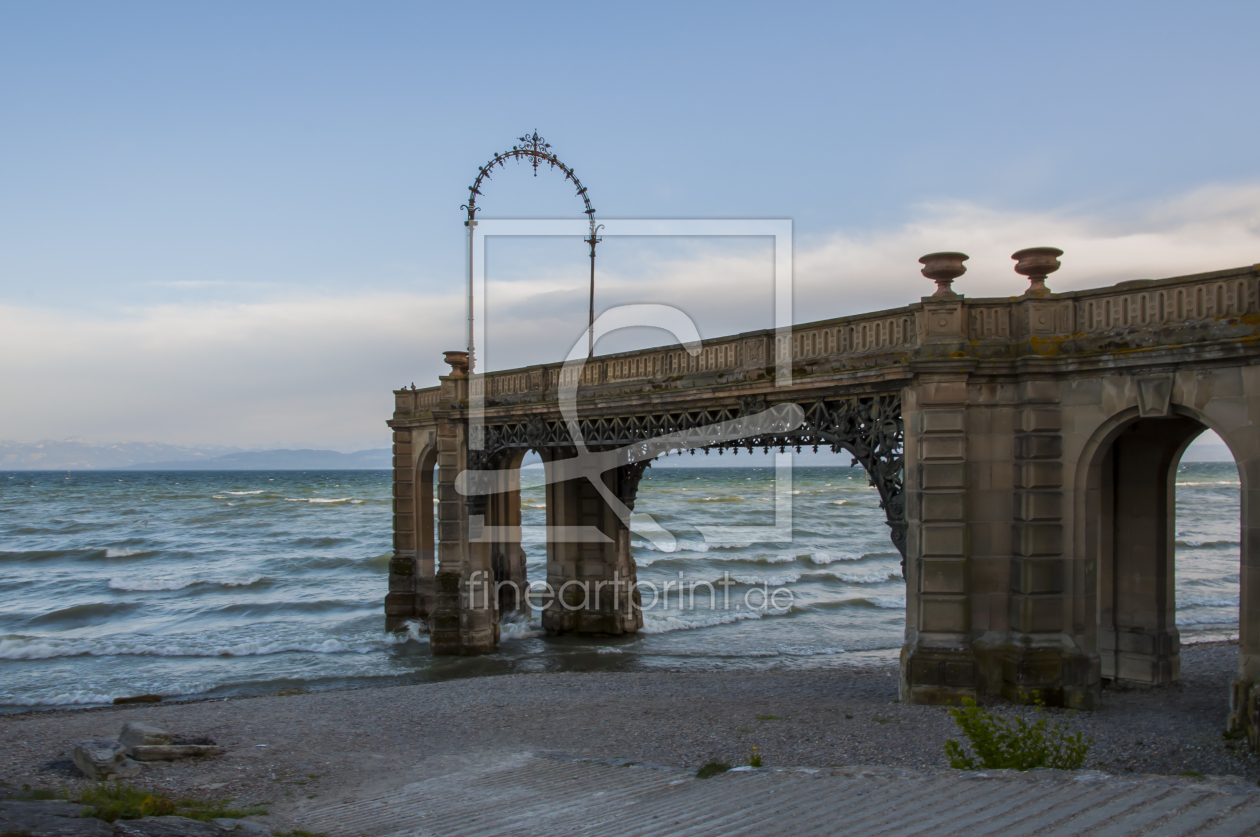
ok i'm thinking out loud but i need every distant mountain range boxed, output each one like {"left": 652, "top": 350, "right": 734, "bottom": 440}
{"left": 0, "top": 439, "right": 391, "bottom": 470}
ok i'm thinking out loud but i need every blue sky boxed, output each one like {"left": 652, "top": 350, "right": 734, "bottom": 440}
{"left": 1, "top": 2, "right": 1258, "bottom": 448}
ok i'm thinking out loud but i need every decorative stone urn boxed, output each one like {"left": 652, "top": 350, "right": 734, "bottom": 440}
{"left": 918, "top": 252, "right": 969, "bottom": 297}
{"left": 1012, "top": 247, "right": 1063, "bottom": 295}
{"left": 443, "top": 350, "right": 469, "bottom": 377}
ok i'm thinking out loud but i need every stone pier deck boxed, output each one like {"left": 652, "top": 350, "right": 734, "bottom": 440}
{"left": 299, "top": 752, "right": 1260, "bottom": 837}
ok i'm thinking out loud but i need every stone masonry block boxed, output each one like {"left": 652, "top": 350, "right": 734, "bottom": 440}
{"left": 920, "top": 463, "right": 965, "bottom": 489}
{"left": 1016, "top": 462, "right": 1062, "bottom": 489}
{"left": 1012, "top": 558, "right": 1064, "bottom": 595}
{"left": 920, "top": 526, "right": 965, "bottom": 557}
{"left": 1013, "top": 523, "right": 1062, "bottom": 557}
{"left": 920, "top": 437, "right": 965, "bottom": 460}
{"left": 921, "top": 493, "right": 965, "bottom": 521}
{"left": 1021, "top": 409, "right": 1061, "bottom": 432}
{"left": 1013, "top": 595, "right": 1063, "bottom": 633}
{"left": 920, "top": 597, "right": 968, "bottom": 633}
{"left": 1015, "top": 492, "right": 1062, "bottom": 522}
{"left": 438, "top": 484, "right": 459, "bottom": 501}
{"left": 920, "top": 559, "right": 967, "bottom": 594}
{"left": 920, "top": 411, "right": 965, "bottom": 433}
{"left": 918, "top": 381, "right": 968, "bottom": 405}
{"left": 1018, "top": 380, "right": 1060, "bottom": 403}
{"left": 1014, "top": 434, "right": 1062, "bottom": 460}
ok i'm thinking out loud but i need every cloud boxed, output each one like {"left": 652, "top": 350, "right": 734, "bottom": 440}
{"left": 2, "top": 182, "right": 1258, "bottom": 448}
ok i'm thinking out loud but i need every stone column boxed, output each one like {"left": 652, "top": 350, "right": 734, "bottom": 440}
{"left": 542, "top": 457, "right": 643, "bottom": 635}
{"left": 429, "top": 352, "right": 499, "bottom": 655}
{"left": 385, "top": 426, "right": 418, "bottom": 632}
{"left": 486, "top": 452, "right": 531, "bottom": 619}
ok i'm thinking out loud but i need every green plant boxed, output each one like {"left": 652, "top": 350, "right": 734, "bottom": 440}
{"left": 943, "top": 697, "right": 1092, "bottom": 771}
{"left": 696, "top": 761, "right": 731, "bottom": 779}
{"left": 1180, "top": 769, "right": 1206, "bottom": 779}
{"left": 75, "top": 785, "right": 267, "bottom": 823}
{"left": 746, "top": 747, "right": 763, "bottom": 768}
{"left": 76, "top": 785, "right": 176, "bottom": 822}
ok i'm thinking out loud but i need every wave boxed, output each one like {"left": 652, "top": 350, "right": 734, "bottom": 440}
{"left": 500, "top": 618, "right": 546, "bottom": 639}
{"left": 730, "top": 572, "right": 801, "bottom": 586}
{"left": 0, "top": 633, "right": 389, "bottom": 661}
{"left": 225, "top": 490, "right": 264, "bottom": 496}
{"left": 106, "top": 575, "right": 266, "bottom": 592}
{"left": 1176, "top": 480, "right": 1241, "bottom": 487}
{"left": 640, "top": 606, "right": 793, "bottom": 634}
{"left": 807, "top": 552, "right": 867, "bottom": 565}
{"left": 285, "top": 498, "right": 365, "bottom": 505}
{"left": 816, "top": 569, "right": 904, "bottom": 584}
{"left": 104, "top": 548, "right": 152, "bottom": 558}
{"left": 811, "top": 596, "right": 906, "bottom": 611}
{"left": 1176, "top": 614, "right": 1240, "bottom": 627}
{"left": 685, "top": 496, "right": 745, "bottom": 503}
{"left": 1, "top": 690, "right": 119, "bottom": 708}
{"left": 1175, "top": 539, "right": 1239, "bottom": 548}
{"left": 637, "top": 552, "right": 796, "bottom": 567}
{"left": 1179, "top": 595, "right": 1238, "bottom": 609}
{"left": 635, "top": 540, "right": 756, "bottom": 554}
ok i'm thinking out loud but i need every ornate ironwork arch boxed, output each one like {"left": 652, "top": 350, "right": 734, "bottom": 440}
{"left": 468, "top": 395, "right": 907, "bottom": 573}
{"left": 462, "top": 131, "right": 595, "bottom": 226}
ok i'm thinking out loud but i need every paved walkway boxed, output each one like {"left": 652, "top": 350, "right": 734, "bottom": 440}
{"left": 298, "top": 752, "right": 1260, "bottom": 837}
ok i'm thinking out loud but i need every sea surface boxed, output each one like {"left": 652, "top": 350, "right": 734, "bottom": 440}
{"left": 0, "top": 462, "right": 1241, "bottom": 711}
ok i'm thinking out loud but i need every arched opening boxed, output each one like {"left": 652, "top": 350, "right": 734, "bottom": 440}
{"left": 415, "top": 445, "right": 438, "bottom": 621}
{"left": 1087, "top": 413, "right": 1216, "bottom": 685}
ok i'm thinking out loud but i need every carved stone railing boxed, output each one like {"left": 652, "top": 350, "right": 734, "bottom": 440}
{"left": 394, "top": 264, "right": 1260, "bottom": 419}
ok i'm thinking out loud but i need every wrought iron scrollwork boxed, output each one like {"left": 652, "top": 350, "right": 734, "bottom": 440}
{"left": 471, "top": 395, "right": 906, "bottom": 571}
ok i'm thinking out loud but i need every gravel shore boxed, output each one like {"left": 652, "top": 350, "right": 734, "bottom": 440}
{"left": 0, "top": 642, "right": 1255, "bottom": 831}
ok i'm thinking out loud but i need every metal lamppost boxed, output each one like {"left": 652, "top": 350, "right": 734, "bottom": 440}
{"left": 462, "top": 131, "right": 598, "bottom": 373}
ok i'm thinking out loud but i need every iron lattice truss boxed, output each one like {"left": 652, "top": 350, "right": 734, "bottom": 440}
{"left": 470, "top": 394, "right": 907, "bottom": 560}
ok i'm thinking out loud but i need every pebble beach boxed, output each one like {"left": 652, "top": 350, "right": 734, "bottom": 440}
{"left": 0, "top": 642, "right": 1254, "bottom": 833}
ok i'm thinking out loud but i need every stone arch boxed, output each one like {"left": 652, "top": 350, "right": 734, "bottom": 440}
{"left": 1070, "top": 369, "right": 1260, "bottom": 741}
{"left": 1076, "top": 406, "right": 1209, "bottom": 686}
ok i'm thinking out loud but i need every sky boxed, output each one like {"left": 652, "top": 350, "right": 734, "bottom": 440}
{"left": 1, "top": 2, "right": 1258, "bottom": 450}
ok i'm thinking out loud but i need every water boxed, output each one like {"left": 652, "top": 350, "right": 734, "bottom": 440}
{"left": 0, "top": 462, "right": 1240, "bottom": 710}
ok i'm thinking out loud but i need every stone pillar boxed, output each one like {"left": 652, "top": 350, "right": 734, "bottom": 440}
{"left": 486, "top": 452, "right": 531, "bottom": 619}
{"left": 430, "top": 352, "right": 499, "bottom": 655}
{"left": 1231, "top": 448, "right": 1260, "bottom": 746}
{"left": 385, "top": 427, "right": 418, "bottom": 632}
{"left": 999, "top": 380, "right": 1098, "bottom": 708}
{"left": 901, "top": 370, "right": 978, "bottom": 704}
{"left": 542, "top": 457, "right": 643, "bottom": 635}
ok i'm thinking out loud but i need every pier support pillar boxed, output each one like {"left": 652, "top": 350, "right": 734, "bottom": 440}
{"left": 429, "top": 353, "right": 499, "bottom": 656}
{"left": 542, "top": 457, "right": 644, "bottom": 635}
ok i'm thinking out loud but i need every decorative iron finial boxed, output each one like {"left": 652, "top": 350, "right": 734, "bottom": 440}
{"left": 516, "top": 131, "right": 551, "bottom": 176}
{"left": 919, "top": 252, "right": 969, "bottom": 297}
{"left": 1012, "top": 247, "right": 1063, "bottom": 295}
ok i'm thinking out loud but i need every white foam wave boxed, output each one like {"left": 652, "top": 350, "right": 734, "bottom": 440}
{"left": 639, "top": 540, "right": 714, "bottom": 554}
{"left": 808, "top": 552, "right": 865, "bottom": 565}
{"left": 285, "top": 498, "right": 364, "bottom": 504}
{"left": 870, "top": 596, "right": 906, "bottom": 609}
{"left": 639, "top": 607, "right": 792, "bottom": 634}
{"left": 500, "top": 618, "right": 546, "bottom": 639}
{"left": 104, "top": 548, "right": 150, "bottom": 558}
{"left": 825, "top": 570, "right": 903, "bottom": 584}
{"left": 1176, "top": 480, "right": 1241, "bottom": 487}
{"left": 0, "top": 634, "right": 384, "bottom": 660}
{"left": 106, "top": 575, "right": 265, "bottom": 592}
{"left": 595, "top": 647, "right": 623, "bottom": 654}
{"left": 731, "top": 572, "right": 801, "bottom": 586}
{"left": 225, "top": 490, "right": 264, "bottom": 496}
{"left": 1, "top": 690, "right": 119, "bottom": 707}
{"left": 1179, "top": 595, "right": 1238, "bottom": 608}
